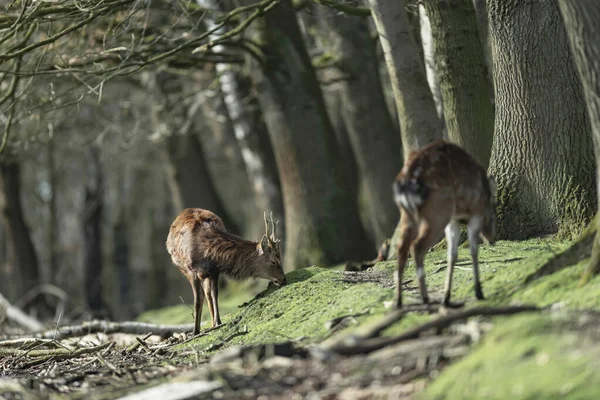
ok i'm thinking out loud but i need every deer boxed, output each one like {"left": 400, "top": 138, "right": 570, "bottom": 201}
{"left": 392, "top": 140, "right": 497, "bottom": 309}
{"left": 166, "top": 208, "right": 286, "bottom": 335}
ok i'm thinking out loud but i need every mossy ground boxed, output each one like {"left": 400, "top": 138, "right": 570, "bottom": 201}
{"left": 139, "top": 237, "right": 600, "bottom": 398}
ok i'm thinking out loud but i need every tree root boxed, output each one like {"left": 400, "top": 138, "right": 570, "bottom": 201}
{"left": 325, "top": 305, "right": 539, "bottom": 356}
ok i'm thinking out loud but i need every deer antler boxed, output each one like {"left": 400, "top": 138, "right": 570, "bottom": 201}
{"left": 269, "top": 211, "right": 281, "bottom": 244}
{"left": 263, "top": 211, "right": 270, "bottom": 236}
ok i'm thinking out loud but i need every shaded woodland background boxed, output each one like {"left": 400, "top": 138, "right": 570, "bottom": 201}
{"left": 1, "top": 0, "right": 600, "bottom": 325}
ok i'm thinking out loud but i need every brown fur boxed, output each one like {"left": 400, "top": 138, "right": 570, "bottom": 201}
{"left": 166, "top": 208, "right": 285, "bottom": 334}
{"left": 392, "top": 140, "right": 497, "bottom": 308}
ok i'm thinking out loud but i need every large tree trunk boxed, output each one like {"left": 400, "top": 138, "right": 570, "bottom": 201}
{"left": 0, "top": 161, "right": 41, "bottom": 304}
{"left": 423, "top": 0, "right": 494, "bottom": 167}
{"left": 487, "top": 0, "right": 595, "bottom": 239}
{"left": 368, "top": 0, "right": 443, "bottom": 155}
{"left": 322, "top": 13, "right": 402, "bottom": 245}
{"left": 82, "top": 148, "right": 109, "bottom": 318}
{"left": 249, "top": 0, "right": 372, "bottom": 269}
{"left": 558, "top": 1, "right": 600, "bottom": 282}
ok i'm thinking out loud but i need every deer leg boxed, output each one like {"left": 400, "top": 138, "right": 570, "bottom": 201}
{"left": 202, "top": 278, "right": 216, "bottom": 326}
{"left": 443, "top": 221, "right": 460, "bottom": 306}
{"left": 394, "top": 216, "right": 416, "bottom": 308}
{"left": 468, "top": 216, "right": 485, "bottom": 300}
{"left": 412, "top": 218, "right": 448, "bottom": 304}
{"left": 210, "top": 274, "right": 222, "bottom": 326}
{"left": 191, "top": 275, "right": 204, "bottom": 335}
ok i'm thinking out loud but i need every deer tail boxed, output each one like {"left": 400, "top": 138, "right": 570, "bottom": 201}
{"left": 393, "top": 178, "right": 428, "bottom": 218}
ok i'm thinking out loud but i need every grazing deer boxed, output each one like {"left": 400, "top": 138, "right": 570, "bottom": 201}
{"left": 166, "top": 208, "right": 286, "bottom": 334}
{"left": 392, "top": 140, "right": 497, "bottom": 308}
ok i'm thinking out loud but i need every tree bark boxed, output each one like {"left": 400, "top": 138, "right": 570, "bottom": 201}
{"left": 418, "top": 4, "right": 445, "bottom": 123}
{"left": 472, "top": 0, "right": 494, "bottom": 100}
{"left": 423, "top": 0, "right": 494, "bottom": 167}
{"left": 487, "top": 0, "right": 595, "bottom": 239}
{"left": 0, "top": 161, "right": 41, "bottom": 303}
{"left": 558, "top": 1, "right": 600, "bottom": 282}
{"left": 368, "top": 0, "right": 443, "bottom": 155}
{"left": 249, "top": 0, "right": 373, "bottom": 269}
{"left": 322, "top": 12, "right": 402, "bottom": 245}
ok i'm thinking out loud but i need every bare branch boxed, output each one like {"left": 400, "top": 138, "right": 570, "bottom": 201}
{"left": 0, "top": 57, "right": 21, "bottom": 154}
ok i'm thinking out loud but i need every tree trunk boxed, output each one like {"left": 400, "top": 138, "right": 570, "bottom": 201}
{"left": 472, "top": 0, "right": 494, "bottom": 100}
{"left": 558, "top": 1, "right": 600, "bottom": 282}
{"left": 196, "top": 69, "right": 280, "bottom": 240}
{"left": 249, "top": 0, "right": 373, "bottom": 269}
{"left": 112, "top": 214, "right": 131, "bottom": 320}
{"left": 150, "top": 74, "right": 239, "bottom": 233}
{"left": 197, "top": 0, "right": 284, "bottom": 238}
{"left": 164, "top": 133, "right": 237, "bottom": 231}
{"left": 82, "top": 147, "right": 109, "bottom": 318}
{"left": 47, "top": 136, "right": 58, "bottom": 282}
{"left": 423, "top": 0, "right": 494, "bottom": 167}
{"left": 487, "top": 0, "right": 595, "bottom": 239}
{"left": 0, "top": 161, "right": 41, "bottom": 304}
{"left": 368, "top": 0, "right": 443, "bottom": 155}
{"left": 418, "top": 4, "right": 445, "bottom": 123}
{"left": 323, "top": 12, "right": 402, "bottom": 245}
{"left": 368, "top": 0, "right": 444, "bottom": 259}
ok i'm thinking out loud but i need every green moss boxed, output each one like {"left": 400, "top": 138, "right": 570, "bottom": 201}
{"left": 422, "top": 313, "right": 600, "bottom": 399}
{"left": 171, "top": 266, "right": 393, "bottom": 358}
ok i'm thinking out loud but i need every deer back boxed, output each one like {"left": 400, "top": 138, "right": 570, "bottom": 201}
{"left": 394, "top": 140, "right": 496, "bottom": 225}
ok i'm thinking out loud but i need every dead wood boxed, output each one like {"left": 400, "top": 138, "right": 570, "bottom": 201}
{"left": 0, "top": 291, "right": 44, "bottom": 332}
{"left": 1, "top": 320, "right": 195, "bottom": 340}
{"left": 326, "top": 305, "right": 539, "bottom": 356}
{"left": 0, "top": 338, "right": 64, "bottom": 348}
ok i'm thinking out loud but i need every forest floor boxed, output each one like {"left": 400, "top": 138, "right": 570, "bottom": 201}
{"left": 2, "top": 237, "right": 600, "bottom": 399}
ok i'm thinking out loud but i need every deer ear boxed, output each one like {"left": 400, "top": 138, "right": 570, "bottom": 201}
{"left": 257, "top": 235, "right": 268, "bottom": 255}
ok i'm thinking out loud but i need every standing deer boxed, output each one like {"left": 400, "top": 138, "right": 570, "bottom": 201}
{"left": 166, "top": 208, "right": 286, "bottom": 334}
{"left": 392, "top": 140, "right": 497, "bottom": 308}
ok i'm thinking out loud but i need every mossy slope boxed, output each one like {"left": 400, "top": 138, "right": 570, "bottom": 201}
{"left": 422, "top": 313, "right": 600, "bottom": 399}
{"left": 141, "top": 237, "right": 600, "bottom": 398}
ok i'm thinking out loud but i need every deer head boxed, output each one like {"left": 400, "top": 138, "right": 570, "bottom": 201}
{"left": 256, "top": 211, "right": 285, "bottom": 285}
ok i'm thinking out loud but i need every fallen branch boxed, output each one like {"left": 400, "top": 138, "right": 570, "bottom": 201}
{"left": 326, "top": 305, "right": 539, "bottom": 356}
{"left": 17, "top": 342, "right": 113, "bottom": 369}
{"left": 0, "top": 338, "right": 64, "bottom": 348}
{"left": 0, "top": 291, "right": 44, "bottom": 332}
{"left": 1, "top": 320, "right": 194, "bottom": 340}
